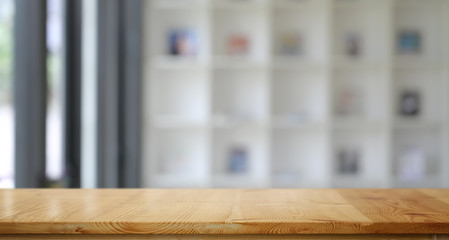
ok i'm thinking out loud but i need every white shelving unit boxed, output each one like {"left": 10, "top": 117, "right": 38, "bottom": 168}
{"left": 143, "top": 0, "right": 449, "bottom": 188}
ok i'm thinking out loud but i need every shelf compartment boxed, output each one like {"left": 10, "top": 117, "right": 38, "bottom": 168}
{"left": 150, "top": 69, "right": 209, "bottom": 123}
{"left": 332, "top": 128, "right": 389, "bottom": 188}
{"left": 212, "top": 128, "right": 269, "bottom": 187}
{"left": 332, "top": 3, "right": 389, "bottom": 62}
{"left": 393, "top": 128, "right": 442, "bottom": 188}
{"left": 148, "top": 128, "right": 209, "bottom": 188}
{"left": 212, "top": 69, "right": 269, "bottom": 123}
{"left": 393, "top": 1, "right": 445, "bottom": 63}
{"left": 271, "top": 128, "right": 328, "bottom": 188}
{"left": 272, "top": 4, "right": 329, "bottom": 62}
{"left": 393, "top": 69, "right": 444, "bottom": 123}
{"left": 332, "top": 69, "right": 388, "bottom": 121}
{"left": 148, "top": 7, "right": 209, "bottom": 60}
{"left": 272, "top": 69, "right": 327, "bottom": 123}
{"left": 212, "top": 6, "right": 268, "bottom": 62}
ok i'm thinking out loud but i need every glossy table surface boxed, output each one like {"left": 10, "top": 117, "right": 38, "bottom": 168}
{"left": 1, "top": 189, "right": 449, "bottom": 238}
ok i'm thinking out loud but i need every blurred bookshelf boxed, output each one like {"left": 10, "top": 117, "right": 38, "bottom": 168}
{"left": 142, "top": 0, "right": 449, "bottom": 188}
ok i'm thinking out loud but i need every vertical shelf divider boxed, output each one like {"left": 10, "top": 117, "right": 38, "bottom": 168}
{"left": 205, "top": 0, "right": 213, "bottom": 188}
{"left": 441, "top": 0, "right": 449, "bottom": 188}
{"left": 266, "top": 0, "right": 274, "bottom": 187}
{"left": 384, "top": 0, "right": 395, "bottom": 188}
{"left": 325, "top": 0, "right": 335, "bottom": 187}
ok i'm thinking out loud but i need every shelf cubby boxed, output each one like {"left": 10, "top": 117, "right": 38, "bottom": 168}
{"left": 272, "top": 69, "right": 328, "bottom": 124}
{"left": 212, "top": 127, "right": 269, "bottom": 187}
{"left": 147, "top": 6, "right": 209, "bottom": 61}
{"left": 332, "top": 128, "right": 389, "bottom": 188}
{"left": 150, "top": 69, "right": 209, "bottom": 124}
{"left": 272, "top": 1, "right": 329, "bottom": 63}
{"left": 332, "top": 68, "right": 388, "bottom": 122}
{"left": 212, "top": 3, "right": 268, "bottom": 63}
{"left": 272, "top": 128, "right": 328, "bottom": 188}
{"left": 147, "top": 128, "right": 210, "bottom": 188}
{"left": 393, "top": 128, "right": 442, "bottom": 188}
{"left": 393, "top": 69, "right": 443, "bottom": 123}
{"left": 332, "top": 0, "right": 389, "bottom": 63}
{"left": 212, "top": 69, "right": 269, "bottom": 126}
{"left": 393, "top": 0, "right": 445, "bottom": 64}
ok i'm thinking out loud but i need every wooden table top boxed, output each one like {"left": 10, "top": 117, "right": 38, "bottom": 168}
{"left": 1, "top": 189, "right": 449, "bottom": 235}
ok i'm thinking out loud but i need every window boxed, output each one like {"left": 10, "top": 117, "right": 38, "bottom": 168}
{"left": 0, "top": 0, "right": 14, "bottom": 188}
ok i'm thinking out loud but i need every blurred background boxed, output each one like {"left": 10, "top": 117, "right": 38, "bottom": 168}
{"left": 1, "top": 0, "right": 448, "bottom": 188}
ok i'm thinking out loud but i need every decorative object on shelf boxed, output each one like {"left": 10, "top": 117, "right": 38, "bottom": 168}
{"left": 227, "top": 33, "right": 251, "bottom": 56}
{"left": 337, "top": 147, "right": 360, "bottom": 175}
{"left": 399, "top": 90, "right": 420, "bottom": 116}
{"left": 397, "top": 30, "right": 421, "bottom": 54}
{"left": 397, "top": 146, "right": 425, "bottom": 183}
{"left": 335, "top": 86, "right": 363, "bottom": 116}
{"left": 228, "top": 146, "right": 249, "bottom": 174}
{"left": 168, "top": 28, "right": 198, "bottom": 56}
{"left": 345, "top": 31, "right": 362, "bottom": 57}
{"left": 279, "top": 32, "right": 304, "bottom": 56}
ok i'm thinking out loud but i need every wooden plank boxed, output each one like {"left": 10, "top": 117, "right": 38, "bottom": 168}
{"left": 1, "top": 189, "right": 449, "bottom": 235}
{"left": 0, "top": 235, "right": 439, "bottom": 240}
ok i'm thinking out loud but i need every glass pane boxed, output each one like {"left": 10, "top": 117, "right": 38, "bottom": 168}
{"left": 0, "top": 0, "right": 14, "bottom": 188}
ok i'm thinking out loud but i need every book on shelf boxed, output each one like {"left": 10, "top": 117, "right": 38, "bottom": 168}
{"left": 227, "top": 33, "right": 251, "bottom": 56}
{"left": 337, "top": 147, "right": 361, "bottom": 175}
{"left": 335, "top": 86, "right": 364, "bottom": 116}
{"left": 397, "top": 30, "right": 421, "bottom": 55}
{"left": 279, "top": 31, "right": 304, "bottom": 56}
{"left": 344, "top": 31, "right": 362, "bottom": 57}
{"left": 228, "top": 145, "right": 249, "bottom": 174}
{"left": 168, "top": 28, "right": 198, "bottom": 56}
{"left": 397, "top": 146, "right": 426, "bottom": 183}
{"left": 399, "top": 90, "right": 420, "bottom": 117}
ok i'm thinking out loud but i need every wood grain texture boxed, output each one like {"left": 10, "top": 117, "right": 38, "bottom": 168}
{"left": 0, "top": 234, "right": 442, "bottom": 240}
{"left": 1, "top": 189, "right": 449, "bottom": 235}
